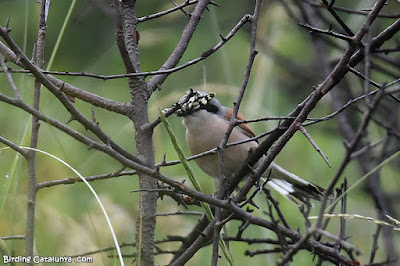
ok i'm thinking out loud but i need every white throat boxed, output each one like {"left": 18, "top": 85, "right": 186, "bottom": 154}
{"left": 182, "top": 110, "right": 219, "bottom": 131}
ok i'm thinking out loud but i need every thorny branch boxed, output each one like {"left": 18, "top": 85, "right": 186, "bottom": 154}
{"left": 25, "top": 1, "right": 48, "bottom": 261}
{"left": 0, "top": 0, "right": 399, "bottom": 265}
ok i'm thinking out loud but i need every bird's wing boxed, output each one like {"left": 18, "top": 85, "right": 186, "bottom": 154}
{"left": 224, "top": 108, "right": 256, "bottom": 138}
{"left": 265, "top": 162, "right": 325, "bottom": 205}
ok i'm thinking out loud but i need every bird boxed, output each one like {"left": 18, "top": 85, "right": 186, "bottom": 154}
{"left": 175, "top": 90, "right": 324, "bottom": 205}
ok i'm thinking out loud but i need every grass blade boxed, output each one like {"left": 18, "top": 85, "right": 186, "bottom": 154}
{"left": 159, "top": 108, "right": 233, "bottom": 265}
{"left": 0, "top": 146, "right": 125, "bottom": 266}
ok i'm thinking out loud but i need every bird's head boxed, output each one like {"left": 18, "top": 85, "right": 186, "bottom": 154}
{"left": 176, "top": 90, "right": 225, "bottom": 119}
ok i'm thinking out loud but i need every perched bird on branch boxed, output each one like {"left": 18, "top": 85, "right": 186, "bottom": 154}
{"left": 176, "top": 90, "right": 324, "bottom": 205}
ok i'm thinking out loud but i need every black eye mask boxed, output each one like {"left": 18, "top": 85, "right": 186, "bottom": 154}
{"left": 203, "top": 101, "right": 219, "bottom": 114}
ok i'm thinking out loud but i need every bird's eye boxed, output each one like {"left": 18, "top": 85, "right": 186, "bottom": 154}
{"left": 203, "top": 102, "right": 219, "bottom": 113}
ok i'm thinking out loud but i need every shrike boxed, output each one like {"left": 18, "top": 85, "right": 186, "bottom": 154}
{"left": 176, "top": 90, "right": 324, "bottom": 204}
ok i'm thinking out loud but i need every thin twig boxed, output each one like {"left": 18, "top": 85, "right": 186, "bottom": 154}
{"left": 321, "top": 0, "right": 354, "bottom": 36}
{"left": 0, "top": 56, "right": 21, "bottom": 99}
{"left": 0, "top": 27, "right": 142, "bottom": 165}
{"left": 369, "top": 225, "right": 382, "bottom": 264}
{"left": 298, "top": 22, "right": 353, "bottom": 42}
{"left": 147, "top": 1, "right": 249, "bottom": 92}
{"left": 156, "top": 211, "right": 203, "bottom": 216}
{"left": 37, "top": 170, "right": 137, "bottom": 189}
{"left": 137, "top": 0, "right": 199, "bottom": 22}
{"left": 299, "top": 125, "right": 331, "bottom": 168}
{"left": 301, "top": 0, "right": 400, "bottom": 19}
{"left": 0, "top": 135, "right": 28, "bottom": 157}
{"left": 350, "top": 138, "right": 385, "bottom": 160}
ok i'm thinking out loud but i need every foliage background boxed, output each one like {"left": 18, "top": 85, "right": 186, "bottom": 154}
{"left": 0, "top": 0, "right": 399, "bottom": 265}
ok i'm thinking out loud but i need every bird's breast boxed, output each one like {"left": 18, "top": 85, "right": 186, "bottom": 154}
{"left": 184, "top": 113, "right": 258, "bottom": 178}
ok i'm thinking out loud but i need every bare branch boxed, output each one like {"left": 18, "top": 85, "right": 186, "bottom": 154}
{"left": 137, "top": 0, "right": 207, "bottom": 22}
{"left": 299, "top": 125, "right": 331, "bottom": 168}
{"left": 0, "top": 135, "right": 28, "bottom": 157}
{"left": 25, "top": 0, "right": 49, "bottom": 260}
{"left": 0, "top": 55, "right": 21, "bottom": 99}
{"left": 112, "top": 0, "right": 136, "bottom": 73}
{"left": 302, "top": 0, "right": 400, "bottom": 19}
{"left": 1, "top": 0, "right": 399, "bottom": 264}
{"left": 37, "top": 169, "right": 137, "bottom": 189}
{"left": 298, "top": 22, "right": 353, "bottom": 42}
{"left": 0, "top": 28, "right": 142, "bottom": 164}
{"left": 321, "top": 0, "right": 355, "bottom": 36}
{"left": 147, "top": 0, "right": 212, "bottom": 91}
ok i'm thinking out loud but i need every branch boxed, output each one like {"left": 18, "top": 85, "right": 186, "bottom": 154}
{"left": 37, "top": 169, "right": 137, "bottom": 189}
{"left": 137, "top": 0, "right": 207, "bottom": 22}
{"left": 321, "top": 0, "right": 354, "bottom": 36}
{"left": 0, "top": 55, "right": 21, "bottom": 99}
{"left": 302, "top": 0, "right": 400, "bottom": 19}
{"left": 299, "top": 125, "right": 331, "bottom": 168}
{"left": 316, "top": 85, "right": 387, "bottom": 240}
{"left": 0, "top": 135, "right": 28, "bottom": 157}
{"left": 147, "top": 0, "right": 212, "bottom": 91}
{"left": 349, "top": 19, "right": 400, "bottom": 67}
{"left": 298, "top": 22, "right": 353, "bottom": 42}
{"left": 304, "top": 88, "right": 382, "bottom": 126}
{"left": 0, "top": 27, "right": 141, "bottom": 165}
{"left": 25, "top": 1, "right": 48, "bottom": 260}
{"left": 211, "top": 0, "right": 262, "bottom": 262}
{"left": 235, "top": 0, "right": 389, "bottom": 204}
{"left": 112, "top": 0, "right": 136, "bottom": 73}
{"left": 0, "top": 41, "right": 131, "bottom": 115}
{"left": 0, "top": 8, "right": 250, "bottom": 96}
{"left": 121, "top": 0, "right": 141, "bottom": 73}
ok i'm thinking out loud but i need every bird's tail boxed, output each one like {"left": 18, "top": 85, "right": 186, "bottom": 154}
{"left": 264, "top": 162, "right": 325, "bottom": 205}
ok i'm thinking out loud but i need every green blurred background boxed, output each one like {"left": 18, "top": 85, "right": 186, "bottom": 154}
{"left": 0, "top": 0, "right": 399, "bottom": 265}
